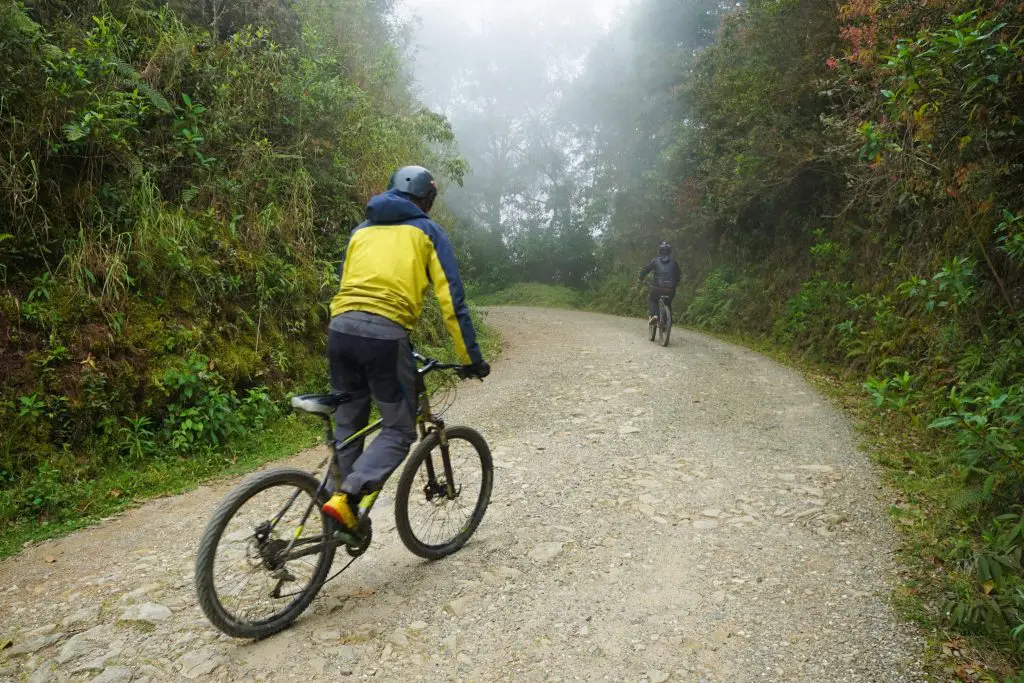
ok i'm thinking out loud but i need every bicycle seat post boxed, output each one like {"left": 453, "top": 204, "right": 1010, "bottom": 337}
{"left": 318, "top": 414, "right": 344, "bottom": 494}
{"left": 320, "top": 415, "right": 333, "bottom": 445}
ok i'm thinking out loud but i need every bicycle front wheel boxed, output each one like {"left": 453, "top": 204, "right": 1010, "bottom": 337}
{"left": 195, "top": 468, "right": 336, "bottom": 639}
{"left": 395, "top": 426, "right": 493, "bottom": 560}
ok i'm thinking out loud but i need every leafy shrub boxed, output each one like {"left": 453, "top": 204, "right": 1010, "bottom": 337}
{"left": 683, "top": 268, "right": 739, "bottom": 331}
{"left": 865, "top": 371, "right": 919, "bottom": 412}
{"left": 772, "top": 277, "right": 851, "bottom": 351}
{"left": 158, "top": 355, "right": 245, "bottom": 454}
{"left": 584, "top": 268, "right": 645, "bottom": 317}
{"left": 930, "top": 384, "right": 1024, "bottom": 512}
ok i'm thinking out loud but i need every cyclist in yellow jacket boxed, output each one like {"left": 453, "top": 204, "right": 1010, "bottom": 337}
{"left": 322, "top": 166, "right": 490, "bottom": 532}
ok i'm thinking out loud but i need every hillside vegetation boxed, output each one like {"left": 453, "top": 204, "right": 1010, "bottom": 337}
{"left": 468, "top": 0, "right": 1024, "bottom": 674}
{"left": 0, "top": 0, "right": 486, "bottom": 553}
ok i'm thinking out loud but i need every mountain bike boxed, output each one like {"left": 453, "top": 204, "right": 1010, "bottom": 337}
{"left": 194, "top": 353, "right": 493, "bottom": 639}
{"left": 651, "top": 295, "right": 672, "bottom": 347}
{"left": 642, "top": 281, "right": 673, "bottom": 347}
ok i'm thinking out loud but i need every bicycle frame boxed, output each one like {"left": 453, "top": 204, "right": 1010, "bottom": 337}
{"left": 267, "top": 361, "right": 457, "bottom": 564}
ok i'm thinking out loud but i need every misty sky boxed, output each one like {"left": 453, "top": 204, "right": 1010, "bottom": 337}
{"left": 396, "top": 0, "right": 638, "bottom": 229}
{"left": 401, "top": 0, "right": 632, "bottom": 33}
{"left": 399, "top": 0, "right": 634, "bottom": 110}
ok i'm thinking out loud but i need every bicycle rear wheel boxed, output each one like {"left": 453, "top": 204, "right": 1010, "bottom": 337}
{"left": 395, "top": 426, "right": 493, "bottom": 560}
{"left": 195, "top": 468, "right": 336, "bottom": 638}
{"left": 660, "top": 300, "right": 672, "bottom": 347}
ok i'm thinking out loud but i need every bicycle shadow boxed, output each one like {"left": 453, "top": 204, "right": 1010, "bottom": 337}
{"left": 229, "top": 497, "right": 508, "bottom": 668}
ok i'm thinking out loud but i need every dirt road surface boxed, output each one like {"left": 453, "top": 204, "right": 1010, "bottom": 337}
{"left": 0, "top": 308, "right": 926, "bottom": 682}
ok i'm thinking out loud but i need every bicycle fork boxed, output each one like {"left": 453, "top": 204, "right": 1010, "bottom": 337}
{"left": 422, "top": 427, "right": 459, "bottom": 501}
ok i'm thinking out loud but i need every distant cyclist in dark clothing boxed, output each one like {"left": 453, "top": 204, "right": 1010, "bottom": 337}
{"left": 639, "top": 241, "right": 681, "bottom": 322}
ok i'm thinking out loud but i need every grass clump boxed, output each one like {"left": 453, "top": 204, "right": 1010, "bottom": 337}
{"left": 474, "top": 283, "right": 584, "bottom": 309}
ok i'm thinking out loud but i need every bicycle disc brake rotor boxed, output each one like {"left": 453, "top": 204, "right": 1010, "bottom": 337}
{"left": 423, "top": 478, "right": 461, "bottom": 503}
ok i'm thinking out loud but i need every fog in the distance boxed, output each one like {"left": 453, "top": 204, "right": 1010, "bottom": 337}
{"left": 397, "top": 0, "right": 632, "bottom": 242}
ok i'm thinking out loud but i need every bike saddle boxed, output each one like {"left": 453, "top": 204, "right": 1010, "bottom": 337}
{"left": 290, "top": 393, "right": 351, "bottom": 416}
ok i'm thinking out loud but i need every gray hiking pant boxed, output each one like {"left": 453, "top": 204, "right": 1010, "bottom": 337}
{"left": 328, "top": 312, "right": 417, "bottom": 496}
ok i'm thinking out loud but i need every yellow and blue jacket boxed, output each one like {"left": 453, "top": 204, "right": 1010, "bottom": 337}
{"left": 330, "top": 190, "right": 483, "bottom": 365}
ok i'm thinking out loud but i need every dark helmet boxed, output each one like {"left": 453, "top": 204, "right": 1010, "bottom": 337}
{"left": 658, "top": 241, "right": 671, "bottom": 257}
{"left": 388, "top": 165, "right": 438, "bottom": 201}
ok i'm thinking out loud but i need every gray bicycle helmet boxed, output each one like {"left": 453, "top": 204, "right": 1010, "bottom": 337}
{"left": 388, "top": 166, "right": 438, "bottom": 201}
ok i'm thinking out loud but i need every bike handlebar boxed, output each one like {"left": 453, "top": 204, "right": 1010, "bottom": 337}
{"left": 413, "top": 352, "right": 475, "bottom": 378}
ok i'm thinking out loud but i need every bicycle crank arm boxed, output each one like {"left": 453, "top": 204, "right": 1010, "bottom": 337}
{"left": 281, "top": 538, "right": 342, "bottom": 562}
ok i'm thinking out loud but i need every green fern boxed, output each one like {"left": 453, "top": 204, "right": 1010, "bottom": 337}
{"left": 62, "top": 123, "right": 88, "bottom": 141}
{"left": 108, "top": 56, "right": 172, "bottom": 114}
{"left": 136, "top": 81, "right": 172, "bottom": 114}
{"left": 40, "top": 44, "right": 64, "bottom": 62}
{"left": 109, "top": 56, "right": 138, "bottom": 81}
{"left": 949, "top": 486, "right": 987, "bottom": 512}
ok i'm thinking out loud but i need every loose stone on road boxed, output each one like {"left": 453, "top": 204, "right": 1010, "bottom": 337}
{"left": 0, "top": 308, "right": 925, "bottom": 681}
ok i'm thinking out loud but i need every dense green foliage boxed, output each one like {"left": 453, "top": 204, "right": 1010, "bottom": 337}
{"left": 0, "top": 0, "right": 474, "bottom": 541}
{"left": 568, "top": 0, "right": 1024, "bottom": 673}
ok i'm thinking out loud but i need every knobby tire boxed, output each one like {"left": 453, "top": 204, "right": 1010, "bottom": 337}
{"left": 394, "top": 426, "right": 493, "bottom": 560}
{"left": 195, "top": 468, "right": 336, "bottom": 639}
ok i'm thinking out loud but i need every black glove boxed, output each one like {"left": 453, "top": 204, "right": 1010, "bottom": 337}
{"left": 462, "top": 360, "right": 490, "bottom": 380}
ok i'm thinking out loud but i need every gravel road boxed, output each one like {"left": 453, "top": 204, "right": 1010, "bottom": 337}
{"left": 0, "top": 307, "right": 927, "bottom": 682}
